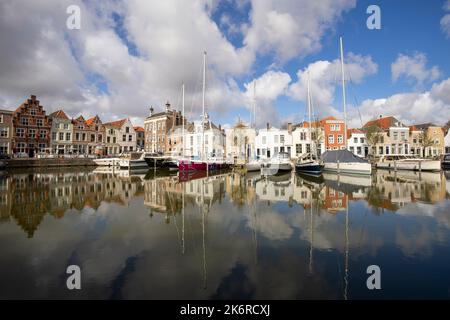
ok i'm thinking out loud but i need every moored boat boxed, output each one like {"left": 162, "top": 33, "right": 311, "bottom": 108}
{"left": 322, "top": 150, "right": 372, "bottom": 175}
{"left": 118, "top": 152, "right": 148, "bottom": 170}
{"left": 93, "top": 157, "right": 121, "bottom": 167}
{"left": 441, "top": 154, "right": 450, "bottom": 170}
{"left": 261, "top": 152, "right": 292, "bottom": 175}
{"left": 376, "top": 155, "right": 441, "bottom": 172}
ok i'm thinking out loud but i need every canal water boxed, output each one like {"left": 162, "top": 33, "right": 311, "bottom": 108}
{"left": 0, "top": 167, "right": 449, "bottom": 299}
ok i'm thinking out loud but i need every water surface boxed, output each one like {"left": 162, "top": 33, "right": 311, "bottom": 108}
{"left": 0, "top": 167, "right": 450, "bottom": 299}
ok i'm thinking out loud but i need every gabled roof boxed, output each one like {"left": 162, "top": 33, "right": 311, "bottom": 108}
{"left": 347, "top": 128, "right": 364, "bottom": 137}
{"left": 414, "top": 123, "right": 437, "bottom": 130}
{"left": 86, "top": 115, "right": 101, "bottom": 126}
{"left": 49, "top": 110, "right": 69, "bottom": 120}
{"left": 134, "top": 126, "right": 144, "bottom": 132}
{"left": 362, "top": 116, "right": 400, "bottom": 130}
{"left": 104, "top": 119, "right": 127, "bottom": 128}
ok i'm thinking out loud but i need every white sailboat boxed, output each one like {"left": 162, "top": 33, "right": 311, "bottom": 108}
{"left": 295, "top": 72, "right": 324, "bottom": 175}
{"left": 323, "top": 37, "right": 372, "bottom": 176}
{"left": 376, "top": 155, "right": 441, "bottom": 172}
{"left": 246, "top": 81, "right": 261, "bottom": 172}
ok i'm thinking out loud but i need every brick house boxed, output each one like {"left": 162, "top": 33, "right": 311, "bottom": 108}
{"left": 86, "top": 115, "right": 106, "bottom": 155}
{"left": 12, "top": 95, "right": 51, "bottom": 157}
{"left": 0, "top": 109, "right": 13, "bottom": 155}
{"left": 321, "top": 117, "right": 347, "bottom": 151}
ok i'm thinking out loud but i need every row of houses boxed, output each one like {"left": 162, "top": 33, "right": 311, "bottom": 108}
{"left": 1, "top": 95, "right": 449, "bottom": 159}
{"left": 145, "top": 107, "right": 448, "bottom": 162}
{"left": 0, "top": 95, "right": 145, "bottom": 157}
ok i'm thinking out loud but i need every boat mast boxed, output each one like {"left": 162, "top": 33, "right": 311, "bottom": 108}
{"left": 307, "top": 72, "right": 312, "bottom": 160}
{"left": 253, "top": 81, "right": 256, "bottom": 129}
{"left": 182, "top": 83, "right": 185, "bottom": 158}
{"left": 340, "top": 36, "right": 348, "bottom": 145}
{"left": 202, "top": 51, "right": 206, "bottom": 162}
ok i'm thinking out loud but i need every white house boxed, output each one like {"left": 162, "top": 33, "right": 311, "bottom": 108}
{"left": 49, "top": 110, "right": 73, "bottom": 155}
{"left": 103, "top": 118, "right": 136, "bottom": 155}
{"left": 347, "top": 129, "right": 368, "bottom": 158}
{"left": 184, "top": 116, "right": 225, "bottom": 159}
{"left": 225, "top": 120, "right": 257, "bottom": 163}
{"left": 291, "top": 123, "right": 325, "bottom": 159}
{"left": 445, "top": 129, "right": 450, "bottom": 154}
{"left": 255, "top": 124, "right": 293, "bottom": 160}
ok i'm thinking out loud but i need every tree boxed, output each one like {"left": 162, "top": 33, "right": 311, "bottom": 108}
{"left": 418, "top": 130, "right": 434, "bottom": 157}
{"left": 365, "top": 125, "right": 383, "bottom": 157}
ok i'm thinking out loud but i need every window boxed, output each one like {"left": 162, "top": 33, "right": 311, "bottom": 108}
{"left": 300, "top": 132, "right": 306, "bottom": 140}
{"left": 360, "top": 138, "right": 365, "bottom": 144}
{"left": 91, "top": 134, "right": 95, "bottom": 142}
{"left": 107, "top": 137, "right": 111, "bottom": 143}
{"left": 52, "top": 132, "right": 57, "bottom": 140}
{"left": 82, "top": 133, "right": 86, "bottom": 141}
{"left": 234, "top": 136, "right": 237, "bottom": 146}
{"left": 328, "top": 135, "right": 334, "bottom": 144}
{"left": 350, "top": 146, "right": 354, "bottom": 153}
{"left": 280, "top": 135, "right": 285, "bottom": 144}
{"left": 354, "top": 137, "right": 357, "bottom": 143}
{"left": 75, "top": 133, "right": 80, "bottom": 141}
{"left": 30, "top": 109, "right": 36, "bottom": 116}
{"left": 17, "top": 142, "right": 26, "bottom": 153}
{"left": 357, "top": 146, "right": 362, "bottom": 155}
{"left": 21, "top": 117, "right": 29, "bottom": 125}
{"left": 335, "top": 124, "right": 340, "bottom": 131}
{"left": 64, "top": 123, "right": 69, "bottom": 130}
{"left": 123, "top": 135, "right": 126, "bottom": 142}
{"left": 126, "top": 127, "right": 130, "bottom": 133}
{"left": 393, "top": 132, "right": 398, "bottom": 140}
{"left": 337, "top": 135, "right": 343, "bottom": 144}
{"left": 66, "top": 133, "right": 71, "bottom": 141}
{"left": 37, "top": 119, "right": 43, "bottom": 126}
{"left": 128, "top": 135, "right": 132, "bottom": 142}
{"left": 29, "top": 129, "right": 36, "bottom": 137}
{"left": 274, "top": 135, "right": 278, "bottom": 143}
{"left": 274, "top": 147, "right": 278, "bottom": 154}
{"left": 306, "top": 144, "right": 311, "bottom": 153}
{"left": 0, "top": 142, "right": 8, "bottom": 155}
{"left": 296, "top": 144, "right": 302, "bottom": 155}
{"left": 0, "top": 115, "right": 3, "bottom": 123}
{"left": 0, "top": 128, "right": 8, "bottom": 138}
{"left": 113, "top": 137, "right": 116, "bottom": 143}
{"left": 59, "top": 132, "right": 64, "bottom": 141}
{"left": 385, "top": 146, "right": 389, "bottom": 155}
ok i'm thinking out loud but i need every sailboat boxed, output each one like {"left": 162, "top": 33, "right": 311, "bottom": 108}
{"left": 178, "top": 51, "right": 227, "bottom": 172}
{"left": 295, "top": 72, "right": 324, "bottom": 175}
{"left": 246, "top": 81, "right": 261, "bottom": 172}
{"left": 322, "top": 37, "right": 372, "bottom": 176}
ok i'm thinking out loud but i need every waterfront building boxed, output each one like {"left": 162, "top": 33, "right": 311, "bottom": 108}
{"left": 347, "top": 128, "right": 368, "bottom": 158}
{"left": 86, "top": 115, "right": 106, "bottom": 155}
{"left": 103, "top": 118, "right": 137, "bottom": 155}
{"left": 71, "top": 115, "right": 97, "bottom": 155}
{"left": 445, "top": 128, "right": 450, "bottom": 154}
{"left": 363, "top": 116, "right": 411, "bottom": 157}
{"left": 321, "top": 117, "right": 347, "bottom": 151}
{"left": 414, "top": 123, "right": 445, "bottom": 157}
{"left": 291, "top": 121, "right": 325, "bottom": 159}
{"left": 49, "top": 110, "right": 73, "bottom": 155}
{"left": 184, "top": 115, "right": 225, "bottom": 159}
{"left": 255, "top": 123, "right": 293, "bottom": 160}
{"left": 0, "top": 109, "right": 13, "bottom": 156}
{"left": 134, "top": 126, "right": 145, "bottom": 151}
{"left": 12, "top": 95, "right": 51, "bottom": 157}
{"left": 143, "top": 102, "right": 184, "bottom": 154}
{"left": 225, "top": 120, "right": 256, "bottom": 163}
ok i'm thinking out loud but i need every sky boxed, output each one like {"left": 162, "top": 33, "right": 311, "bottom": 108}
{"left": 0, "top": 0, "right": 450, "bottom": 129}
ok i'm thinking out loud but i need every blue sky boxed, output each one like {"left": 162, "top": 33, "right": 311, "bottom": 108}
{"left": 207, "top": 0, "right": 450, "bottom": 127}
{"left": 0, "top": 0, "right": 449, "bottom": 128}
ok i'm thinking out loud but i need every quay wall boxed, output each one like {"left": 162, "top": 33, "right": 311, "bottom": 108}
{"left": 3, "top": 158, "right": 97, "bottom": 169}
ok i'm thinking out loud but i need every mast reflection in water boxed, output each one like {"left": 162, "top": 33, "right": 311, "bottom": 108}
{"left": 0, "top": 167, "right": 450, "bottom": 299}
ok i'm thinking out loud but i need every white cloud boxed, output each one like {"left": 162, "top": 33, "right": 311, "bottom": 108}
{"left": 441, "top": 14, "right": 450, "bottom": 38}
{"left": 347, "top": 77, "right": 450, "bottom": 128}
{"left": 391, "top": 52, "right": 441, "bottom": 86}
{"left": 244, "top": 0, "right": 356, "bottom": 62}
{"left": 243, "top": 70, "right": 291, "bottom": 127}
{"left": 288, "top": 53, "right": 378, "bottom": 117}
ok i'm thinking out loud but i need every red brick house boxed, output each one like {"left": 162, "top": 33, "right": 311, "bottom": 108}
{"left": 12, "top": 95, "right": 51, "bottom": 157}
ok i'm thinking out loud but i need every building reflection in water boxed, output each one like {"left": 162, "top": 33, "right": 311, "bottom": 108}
{"left": 0, "top": 167, "right": 450, "bottom": 299}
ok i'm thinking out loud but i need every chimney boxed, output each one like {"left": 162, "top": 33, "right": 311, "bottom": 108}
{"left": 149, "top": 106, "right": 154, "bottom": 116}
{"left": 165, "top": 101, "right": 170, "bottom": 112}
{"left": 266, "top": 122, "right": 270, "bottom": 130}
{"left": 287, "top": 122, "right": 292, "bottom": 134}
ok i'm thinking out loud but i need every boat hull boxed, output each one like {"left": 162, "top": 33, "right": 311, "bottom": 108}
{"left": 119, "top": 159, "right": 149, "bottom": 170}
{"left": 376, "top": 159, "right": 441, "bottom": 172}
{"left": 295, "top": 162, "right": 324, "bottom": 175}
{"left": 245, "top": 162, "right": 261, "bottom": 172}
{"left": 93, "top": 158, "right": 120, "bottom": 167}
{"left": 323, "top": 162, "right": 372, "bottom": 175}
{"left": 144, "top": 157, "right": 166, "bottom": 168}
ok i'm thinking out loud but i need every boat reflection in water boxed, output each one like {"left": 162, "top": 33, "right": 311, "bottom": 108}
{"left": 0, "top": 167, "right": 449, "bottom": 299}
